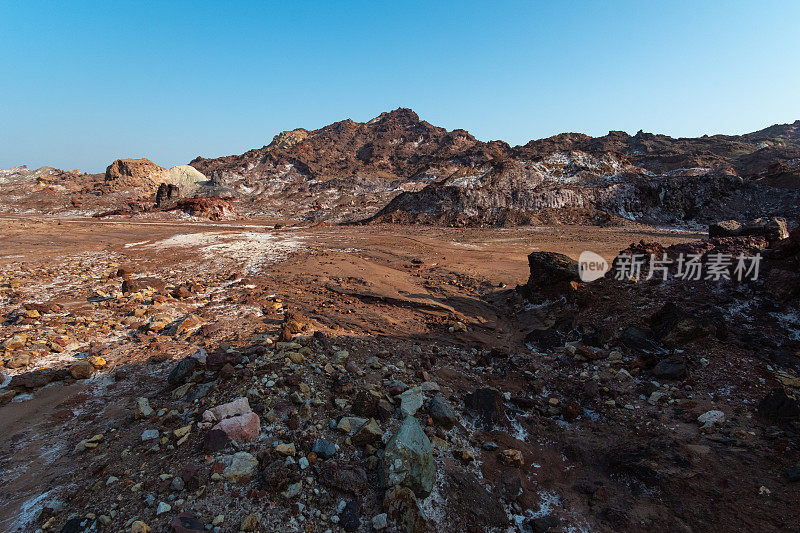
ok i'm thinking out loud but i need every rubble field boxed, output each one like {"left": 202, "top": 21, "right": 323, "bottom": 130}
{"left": 1, "top": 216, "right": 798, "bottom": 533}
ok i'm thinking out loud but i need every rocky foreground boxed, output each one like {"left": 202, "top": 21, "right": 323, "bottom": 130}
{"left": 0, "top": 219, "right": 798, "bottom": 532}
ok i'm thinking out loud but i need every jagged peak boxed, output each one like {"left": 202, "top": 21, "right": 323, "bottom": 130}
{"left": 267, "top": 128, "right": 309, "bottom": 150}
{"left": 367, "top": 107, "right": 421, "bottom": 125}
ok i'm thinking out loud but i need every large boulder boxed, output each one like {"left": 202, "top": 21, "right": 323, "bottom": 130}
{"left": 740, "top": 217, "right": 789, "bottom": 242}
{"left": 156, "top": 183, "right": 181, "bottom": 207}
{"left": 708, "top": 220, "right": 742, "bottom": 238}
{"left": 523, "top": 251, "right": 581, "bottom": 297}
{"left": 382, "top": 416, "right": 436, "bottom": 498}
{"left": 165, "top": 165, "right": 209, "bottom": 194}
{"left": 527, "top": 251, "right": 580, "bottom": 285}
{"left": 170, "top": 197, "right": 235, "bottom": 220}
{"left": 464, "top": 387, "right": 506, "bottom": 427}
{"left": 709, "top": 217, "right": 788, "bottom": 242}
{"left": 104, "top": 158, "right": 168, "bottom": 189}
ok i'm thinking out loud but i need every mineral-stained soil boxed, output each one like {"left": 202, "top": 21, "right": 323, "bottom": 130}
{"left": 1, "top": 216, "right": 799, "bottom": 532}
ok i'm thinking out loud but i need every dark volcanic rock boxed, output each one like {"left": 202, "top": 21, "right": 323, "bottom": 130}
{"left": 339, "top": 499, "right": 361, "bottom": 532}
{"left": 651, "top": 358, "right": 687, "bottom": 379}
{"left": 619, "top": 327, "right": 669, "bottom": 355}
{"left": 318, "top": 461, "right": 368, "bottom": 494}
{"left": 170, "top": 512, "right": 204, "bottom": 533}
{"left": 709, "top": 219, "right": 743, "bottom": 238}
{"left": 427, "top": 393, "right": 457, "bottom": 430}
{"left": 168, "top": 357, "right": 198, "bottom": 386}
{"left": 710, "top": 217, "right": 788, "bottom": 242}
{"left": 156, "top": 182, "right": 181, "bottom": 207}
{"left": 527, "top": 251, "right": 580, "bottom": 285}
{"left": 757, "top": 389, "right": 800, "bottom": 422}
{"left": 464, "top": 387, "right": 506, "bottom": 427}
{"left": 202, "top": 429, "right": 230, "bottom": 452}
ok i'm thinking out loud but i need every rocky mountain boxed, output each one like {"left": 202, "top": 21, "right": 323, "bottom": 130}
{"left": 3, "top": 111, "right": 798, "bottom": 226}
{"left": 187, "top": 108, "right": 509, "bottom": 221}
{"left": 185, "top": 109, "right": 800, "bottom": 226}
{"left": 368, "top": 120, "right": 800, "bottom": 227}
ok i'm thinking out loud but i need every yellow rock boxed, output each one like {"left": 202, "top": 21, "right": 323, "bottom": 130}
{"left": 131, "top": 521, "right": 151, "bottom": 533}
{"left": 70, "top": 360, "right": 95, "bottom": 379}
{"left": 776, "top": 372, "right": 800, "bottom": 388}
{"left": 25, "top": 309, "right": 41, "bottom": 319}
{"left": 173, "top": 424, "right": 191, "bottom": 438}
{"left": 286, "top": 351, "right": 305, "bottom": 364}
{"left": 176, "top": 314, "right": 203, "bottom": 335}
{"left": 88, "top": 356, "right": 107, "bottom": 369}
{"left": 240, "top": 514, "right": 259, "bottom": 531}
{"left": 3, "top": 334, "right": 27, "bottom": 350}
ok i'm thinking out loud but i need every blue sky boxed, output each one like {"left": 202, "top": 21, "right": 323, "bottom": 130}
{"left": 2, "top": 1, "right": 799, "bottom": 173}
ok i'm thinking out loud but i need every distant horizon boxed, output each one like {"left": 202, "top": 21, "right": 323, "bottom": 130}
{"left": 5, "top": 110, "right": 800, "bottom": 175}
{"left": 2, "top": 1, "right": 799, "bottom": 173}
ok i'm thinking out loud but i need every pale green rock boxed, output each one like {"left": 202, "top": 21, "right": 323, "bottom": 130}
{"left": 383, "top": 416, "right": 436, "bottom": 497}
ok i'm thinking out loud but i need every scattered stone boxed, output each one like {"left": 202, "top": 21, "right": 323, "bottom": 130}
{"left": 338, "top": 416, "right": 367, "bottom": 435}
{"left": 464, "top": 388, "right": 505, "bottom": 427}
{"left": 275, "top": 442, "right": 296, "bottom": 456}
{"left": 353, "top": 418, "right": 382, "bottom": 446}
{"left": 213, "top": 411, "right": 260, "bottom": 443}
{"left": 282, "top": 481, "right": 303, "bottom": 499}
{"left": 219, "top": 451, "right": 259, "bottom": 482}
{"left": 141, "top": 429, "right": 160, "bottom": 441}
{"left": 498, "top": 449, "right": 524, "bottom": 468}
{"left": 312, "top": 438, "right": 338, "bottom": 459}
{"left": 88, "top": 355, "right": 107, "bottom": 369}
{"left": 202, "top": 397, "right": 252, "bottom": 423}
{"left": 399, "top": 387, "right": 424, "bottom": 416}
{"left": 3, "top": 334, "right": 27, "bottom": 351}
{"left": 136, "top": 397, "right": 154, "bottom": 418}
{"left": 384, "top": 485, "right": 427, "bottom": 533}
{"left": 203, "top": 428, "right": 230, "bottom": 452}
{"left": 340, "top": 499, "right": 361, "bottom": 532}
{"left": 652, "top": 358, "right": 687, "bottom": 379}
{"left": 175, "top": 314, "right": 203, "bottom": 336}
{"left": 240, "top": 514, "right": 259, "bottom": 531}
{"left": 318, "top": 460, "right": 368, "bottom": 493}
{"left": 383, "top": 416, "right": 436, "bottom": 497}
{"left": 169, "top": 512, "right": 204, "bottom": 533}
{"left": 168, "top": 357, "right": 197, "bottom": 386}
{"left": 69, "top": 360, "right": 95, "bottom": 379}
{"left": 73, "top": 433, "right": 104, "bottom": 453}
{"left": 428, "top": 393, "right": 457, "bottom": 429}
{"left": 372, "top": 513, "right": 388, "bottom": 530}
{"left": 697, "top": 410, "right": 726, "bottom": 431}
{"left": 130, "top": 521, "right": 151, "bottom": 533}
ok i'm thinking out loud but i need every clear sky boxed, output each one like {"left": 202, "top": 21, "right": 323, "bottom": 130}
{"left": 2, "top": 1, "right": 799, "bottom": 173}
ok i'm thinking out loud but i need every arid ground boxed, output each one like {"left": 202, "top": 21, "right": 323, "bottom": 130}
{"left": 2, "top": 217, "right": 799, "bottom": 533}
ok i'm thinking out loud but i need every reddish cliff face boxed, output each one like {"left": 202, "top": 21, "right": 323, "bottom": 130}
{"left": 104, "top": 158, "right": 169, "bottom": 189}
